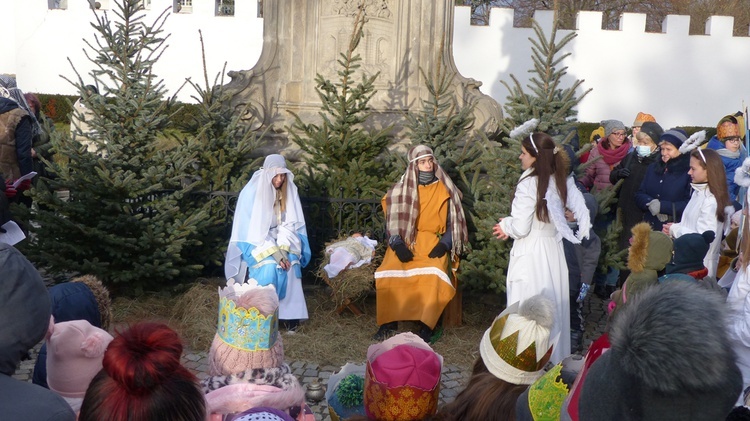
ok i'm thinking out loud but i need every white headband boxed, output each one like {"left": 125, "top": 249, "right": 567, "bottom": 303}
{"left": 410, "top": 153, "right": 434, "bottom": 163}
{"left": 697, "top": 148, "right": 706, "bottom": 163}
{"left": 529, "top": 134, "right": 539, "bottom": 153}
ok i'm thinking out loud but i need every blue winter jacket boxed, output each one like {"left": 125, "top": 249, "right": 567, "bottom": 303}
{"left": 635, "top": 153, "right": 692, "bottom": 232}
{"left": 706, "top": 136, "right": 747, "bottom": 203}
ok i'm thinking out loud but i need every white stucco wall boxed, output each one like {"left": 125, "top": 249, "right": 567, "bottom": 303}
{"left": 452, "top": 6, "right": 750, "bottom": 128}
{"left": 2, "top": 0, "right": 263, "bottom": 102}
{"left": 2, "top": 2, "right": 749, "bottom": 128}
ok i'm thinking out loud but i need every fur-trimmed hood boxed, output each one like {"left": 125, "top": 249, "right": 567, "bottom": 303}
{"left": 627, "top": 222, "right": 673, "bottom": 273}
{"left": 580, "top": 283, "right": 742, "bottom": 421}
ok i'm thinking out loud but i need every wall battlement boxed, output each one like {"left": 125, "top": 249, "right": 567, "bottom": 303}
{"left": 2, "top": 1, "right": 749, "bottom": 127}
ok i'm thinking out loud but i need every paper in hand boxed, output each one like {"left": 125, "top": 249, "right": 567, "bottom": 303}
{"left": 0, "top": 221, "right": 26, "bottom": 246}
{"left": 12, "top": 172, "right": 37, "bottom": 188}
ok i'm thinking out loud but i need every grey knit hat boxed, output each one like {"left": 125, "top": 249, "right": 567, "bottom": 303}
{"left": 601, "top": 119, "right": 626, "bottom": 136}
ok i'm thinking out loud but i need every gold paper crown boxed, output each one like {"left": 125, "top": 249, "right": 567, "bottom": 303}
{"left": 488, "top": 312, "right": 554, "bottom": 374}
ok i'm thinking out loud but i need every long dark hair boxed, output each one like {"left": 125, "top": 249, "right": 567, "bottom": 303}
{"left": 690, "top": 149, "right": 730, "bottom": 222}
{"left": 430, "top": 372, "right": 527, "bottom": 421}
{"left": 521, "top": 132, "right": 570, "bottom": 223}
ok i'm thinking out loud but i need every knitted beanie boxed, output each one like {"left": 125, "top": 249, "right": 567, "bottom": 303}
{"left": 660, "top": 128, "right": 688, "bottom": 149}
{"left": 479, "top": 295, "right": 556, "bottom": 385}
{"left": 633, "top": 112, "right": 656, "bottom": 127}
{"left": 666, "top": 231, "right": 715, "bottom": 274}
{"left": 208, "top": 282, "right": 284, "bottom": 376}
{"left": 601, "top": 119, "right": 626, "bottom": 136}
{"left": 46, "top": 319, "right": 113, "bottom": 399}
{"left": 638, "top": 121, "right": 664, "bottom": 144}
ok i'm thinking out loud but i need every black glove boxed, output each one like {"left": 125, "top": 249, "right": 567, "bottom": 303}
{"left": 428, "top": 242, "right": 449, "bottom": 258}
{"left": 614, "top": 168, "right": 631, "bottom": 179}
{"left": 391, "top": 242, "right": 414, "bottom": 263}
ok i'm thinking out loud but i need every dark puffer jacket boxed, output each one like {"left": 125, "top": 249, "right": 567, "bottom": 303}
{"left": 610, "top": 148, "right": 661, "bottom": 249}
{"left": 635, "top": 153, "right": 692, "bottom": 232}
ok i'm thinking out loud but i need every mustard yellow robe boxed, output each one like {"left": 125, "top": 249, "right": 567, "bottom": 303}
{"left": 374, "top": 181, "right": 456, "bottom": 329}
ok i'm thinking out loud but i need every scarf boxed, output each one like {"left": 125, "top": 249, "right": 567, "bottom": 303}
{"left": 384, "top": 145, "right": 469, "bottom": 259}
{"left": 597, "top": 140, "right": 631, "bottom": 166}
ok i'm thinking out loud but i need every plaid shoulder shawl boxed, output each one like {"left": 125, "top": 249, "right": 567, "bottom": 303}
{"left": 384, "top": 145, "right": 469, "bottom": 259}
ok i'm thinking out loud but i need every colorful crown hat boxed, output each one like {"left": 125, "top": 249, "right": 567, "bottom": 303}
{"left": 364, "top": 333, "right": 443, "bottom": 421}
{"left": 326, "top": 363, "right": 367, "bottom": 421}
{"left": 208, "top": 281, "right": 283, "bottom": 376}
{"left": 717, "top": 115, "right": 741, "bottom": 140}
{"left": 479, "top": 295, "right": 557, "bottom": 385}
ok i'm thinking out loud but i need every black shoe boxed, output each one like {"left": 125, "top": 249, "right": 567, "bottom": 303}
{"left": 373, "top": 322, "right": 398, "bottom": 341}
{"left": 418, "top": 325, "right": 433, "bottom": 343}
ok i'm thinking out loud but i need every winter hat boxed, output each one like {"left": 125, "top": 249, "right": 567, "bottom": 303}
{"left": 633, "top": 112, "right": 656, "bottom": 127}
{"left": 717, "top": 114, "right": 741, "bottom": 141}
{"left": 364, "top": 332, "right": 443, "bottom": 421}
{"left": 46, "top": 319, "right": 113, "bottom": 399}
{"left": 71, "top": 274, "right": 112, "bottom": 331}
{"left": 601, "top": 119, "right": 626, "bottom": 136}
{"left": 208, "top": 281, "right": 283, "bottom": 376}
{"left": 479, "top": 295, "right": 556, "bottom": 386}
{"left": 666, "top": 231, "right": 715, "bottom": 275}
{"left": 579, "top": 282, "right": 742, "bottom": 421}
{"left": 226, "top": 407, "right": 295, "bottom": 421}
{"left": 326, "top": 363, "right": 366, "bottom": 421}
{"left": 660, "top": 128, "right": 688, "bottom": 149}
{"left": 0, "top": 243, "right": 51, "bottom": 376}
{"left": 637, "top": 121, "right": 664, "bottom": 144}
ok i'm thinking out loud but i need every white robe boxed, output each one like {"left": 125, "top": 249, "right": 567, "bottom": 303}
{"left": 726, "top": 265, "right": 750, "bottom": 405}
{"left": 669, "top": 183, "right": 723, "bottom": 277}
{"left": 500, "top": 170, "right": 573, "bottom": 364}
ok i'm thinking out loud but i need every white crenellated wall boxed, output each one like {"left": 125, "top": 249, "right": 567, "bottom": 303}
{"left": 452, "top": 7, "right": 750, "bottom": 128}
{"left": 1, "top": 0, "right": 262, "bottom": 103}
{"left": 2, "top": 2, "right": 749, "bottom": 127}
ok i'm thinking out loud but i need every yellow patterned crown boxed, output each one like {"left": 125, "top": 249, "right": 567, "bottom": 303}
{"left": 527, "top": 363, "right": 570, "bottom": 420}
{"left": 479, "top": 296, "right": 557, "bottom": 385}
{"left": 217, "top": 296, "right": 279, "bottom": 351}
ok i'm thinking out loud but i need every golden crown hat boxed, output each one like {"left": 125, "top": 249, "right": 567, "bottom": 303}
{"left": 363, "top": 333, "right": 442, "bottom": 421}
{"left": 216, "top": 281, "right": 279, "bottom": 351}
{"left": 479, "top": 299, "right": 558, "bottom": 385}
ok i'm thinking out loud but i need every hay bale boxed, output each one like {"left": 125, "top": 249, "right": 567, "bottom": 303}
{"left": 316, "top": 238, "right": 386, "bottom": 308}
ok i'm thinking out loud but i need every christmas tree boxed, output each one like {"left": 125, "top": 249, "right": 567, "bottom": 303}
{"left": 286, "top": 6, "right": 393, "bottom": 198}
{"left": 460, "top": 19, "right": 592, "bottom": 295}
{"left": 172, "top": 31, "right": 264, "bottom": 269}
{"left": 22, "top": 0, "right": 209, "bottom": 292}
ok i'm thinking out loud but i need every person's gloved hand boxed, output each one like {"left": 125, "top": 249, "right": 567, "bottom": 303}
{"left": 657, "top": 213, "right": 668, "bottom": 223}
{"left": 428, "top": 242, "right": 449, "bottom": 259}
{"left": 647, "top": 199, "right": 661, "bottom": 216}
{"left": 391, "top": 242, "right": 414, "bottom": 263}
{"left": 4, "top": 180, "right": 16, "bottom": 199}
{"left": 613, "top": 168, "right": 631, "bottom": 180}
{"left": 16, "top": 179, "right": 31, "bottom": 191}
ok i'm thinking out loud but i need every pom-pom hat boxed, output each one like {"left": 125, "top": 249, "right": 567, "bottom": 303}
{"left": 46, "top": 319, "right": 114, "bottom": 399}
{"left": 479, "top": 295, "right": 557, "bottom": 385}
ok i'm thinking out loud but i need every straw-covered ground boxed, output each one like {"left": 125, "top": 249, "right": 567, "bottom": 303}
{"left": 111, "top": 277, "right": 504, "bottom": 369}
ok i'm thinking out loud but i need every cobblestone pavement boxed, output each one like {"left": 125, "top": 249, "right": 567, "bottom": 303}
{"left": 15, "top": 293, "right": 610, "bottom": 421}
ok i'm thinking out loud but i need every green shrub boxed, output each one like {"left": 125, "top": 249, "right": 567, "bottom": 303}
{"left": 35, "top": 93, "right": 77, "bottom": 124}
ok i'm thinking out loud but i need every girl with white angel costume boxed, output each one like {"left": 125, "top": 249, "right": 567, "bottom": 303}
{"left": 225, "top": 154, "right": 311, "bottom": 324}
{"left": 493, "top": 127, "right": 591, "bottom": 363}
